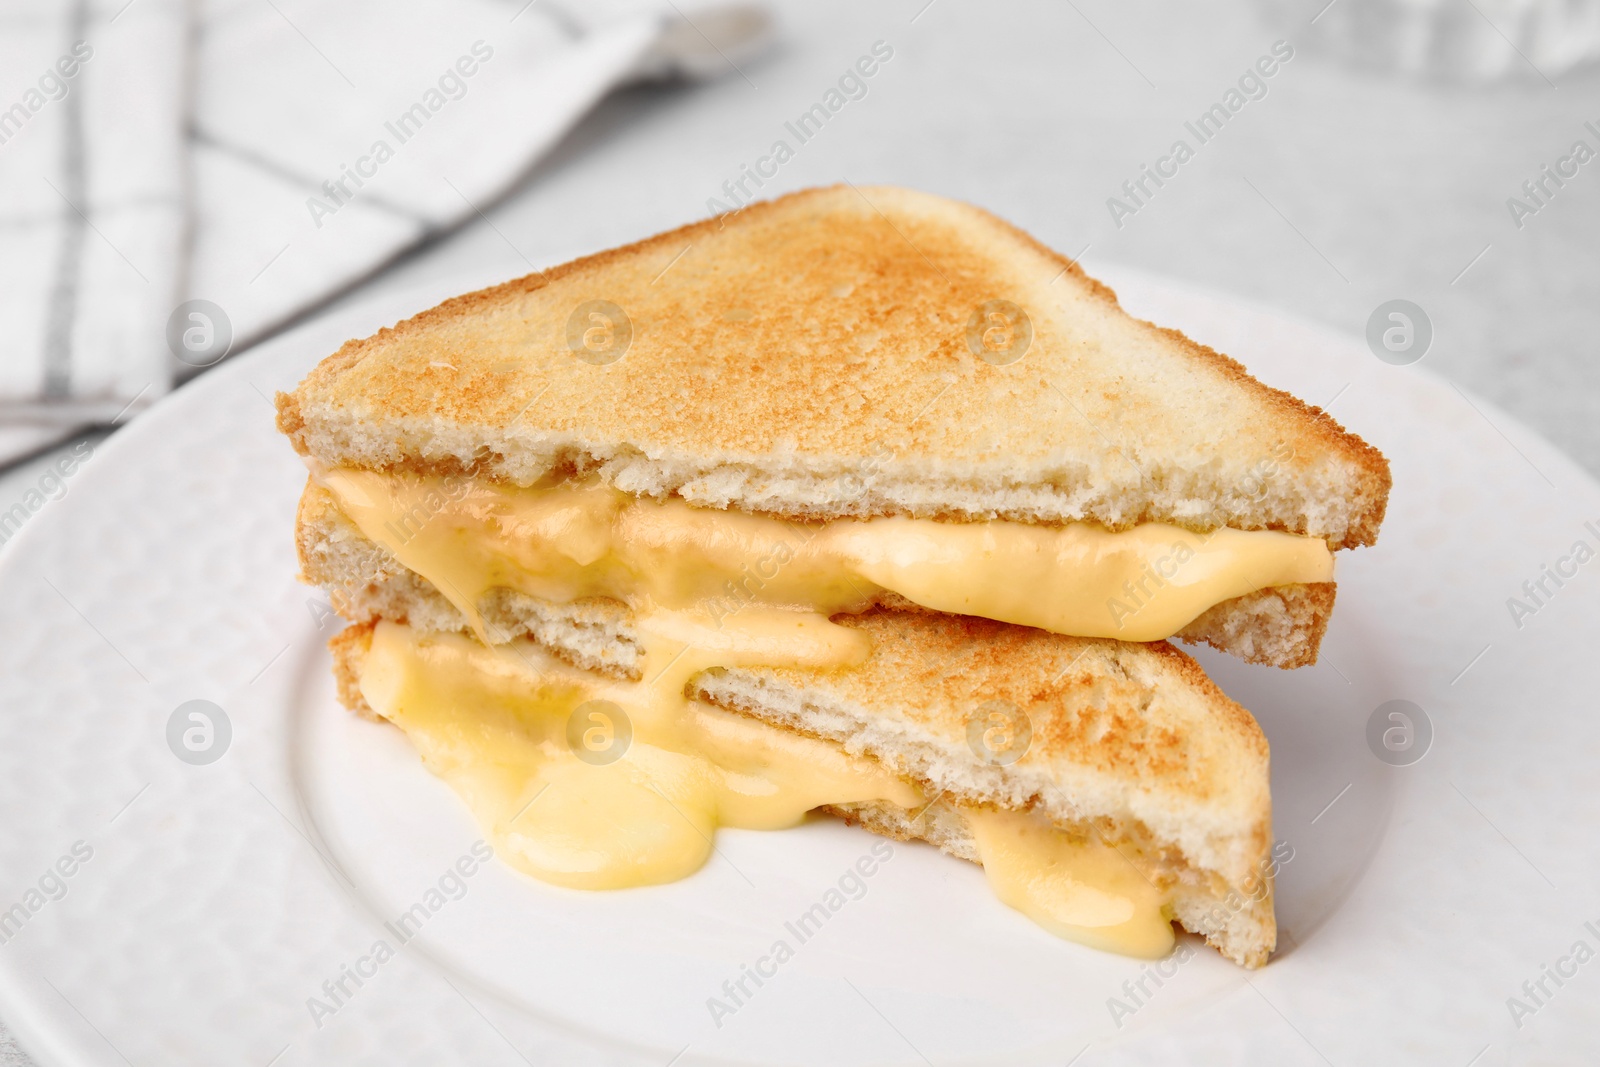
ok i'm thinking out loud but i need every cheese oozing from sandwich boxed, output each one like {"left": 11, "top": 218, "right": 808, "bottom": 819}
{"left": 356, "top": 614, "right": 1177, "bottom": 958}
{"left": 321, "top": 469, "right": 1332, "bottom": 644}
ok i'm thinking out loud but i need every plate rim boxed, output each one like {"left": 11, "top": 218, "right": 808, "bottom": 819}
{"left": 1, "top": 260, "right": 1596, "bottom": 1066}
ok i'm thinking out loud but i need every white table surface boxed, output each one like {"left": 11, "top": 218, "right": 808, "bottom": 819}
{"left": 2, "top": 0, "right": 1596, "bottom": 1062}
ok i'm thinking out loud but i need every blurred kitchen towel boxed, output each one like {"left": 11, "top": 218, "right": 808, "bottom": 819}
{"left": 0, "top": 0, "right": 768, "bottom": 465}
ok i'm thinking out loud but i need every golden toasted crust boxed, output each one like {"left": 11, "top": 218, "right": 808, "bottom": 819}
{"left": 277, "top": 185, "right": 1390, "bottom": 550}
{"left": 734, "top": 610, "right": 1269, "bottom": 820}
{"left": 328, "top": 623, "right": 379, "bottom": 721}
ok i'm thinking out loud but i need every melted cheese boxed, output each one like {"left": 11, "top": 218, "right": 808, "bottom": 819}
{"left": 359, "top": 612, "right": 918, "bottom": 889}
{"left": 356, "top": 617, "right": 1177, "bottom": 956}
{"left": 321, "top": 469, "right": 1333, "bottom": 644}
{"left": 331, "top": 468, "right": 1206, "bottom": 955}
{"left": 967, "top": 809, "right": 1174, "bottom": 958}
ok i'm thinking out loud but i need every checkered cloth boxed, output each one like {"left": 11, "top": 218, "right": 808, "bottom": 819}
{"left": 0, "top": 0, "right": 741, "bottom": 465}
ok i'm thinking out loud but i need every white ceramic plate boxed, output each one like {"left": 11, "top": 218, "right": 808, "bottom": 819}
{"left": 0, "top": 261, "right": 1595, "bottom": 1067}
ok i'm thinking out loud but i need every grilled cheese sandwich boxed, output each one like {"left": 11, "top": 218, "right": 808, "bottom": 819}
{"left": 283, "top": 185, "right": 1387, "bottom": 970}
{"left": 332, "top": 610, "right": 1258, "bottom": 962}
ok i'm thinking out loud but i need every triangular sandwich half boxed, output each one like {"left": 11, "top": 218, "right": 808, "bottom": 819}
{"left": 278, "top": 185, "right": 1389, "bottom": 669}
{"left": 327, "top": 610, "right": 1278, "bottom": 967}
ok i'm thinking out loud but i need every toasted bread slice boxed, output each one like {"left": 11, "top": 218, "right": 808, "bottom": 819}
{"left": 298, "top": 479, "right": 1334, "bottom": 670}
{"left": 277, "top": 184, "right": 1387, "bottom": 550}
{"left": 328, "top": 611, "right": 1277, "bottom": 967}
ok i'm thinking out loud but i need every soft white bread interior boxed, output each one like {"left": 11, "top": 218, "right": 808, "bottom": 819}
{"left": 277, "top": 185, "right": 1389, "bottom": 551}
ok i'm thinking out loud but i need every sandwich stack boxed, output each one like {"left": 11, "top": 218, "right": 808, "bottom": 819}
{"left": 278, "top": 185, "right": 1389, "bottom": 968}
